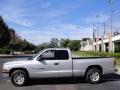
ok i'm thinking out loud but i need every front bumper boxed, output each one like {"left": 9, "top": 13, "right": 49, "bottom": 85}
{"left": 2, "top": 70, "right": 9, "bottom": 78}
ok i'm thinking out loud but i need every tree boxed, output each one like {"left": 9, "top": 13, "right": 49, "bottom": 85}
{"left": 19, "top": 39, "right": 36, "bottom": 51}
{"left": 0, "top": 16, "right": 11, "bottom": 48}
{"left": 0, "top": 16, "right": 36, "bottom": 52}
{"left": 67, "top": 40, "right": 80, "bottom": 51}
{"left": 36, "top": 43, "right": 50, "bottom": 51}
{"left": 60, "top": 38, "right": 70, "bottom": 47}
{"left": 49, "top": 38, "right": 59, "bottom": 48}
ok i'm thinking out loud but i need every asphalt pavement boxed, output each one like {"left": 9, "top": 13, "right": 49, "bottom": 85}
{"left": 0, "top": 57, "right": 120, "bottom": 90}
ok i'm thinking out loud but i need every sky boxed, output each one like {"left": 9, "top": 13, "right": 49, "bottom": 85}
{"left": 0, "top": 0, "right": 120, "bottom": 45}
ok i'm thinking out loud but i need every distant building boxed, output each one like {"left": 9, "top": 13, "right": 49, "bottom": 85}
{"left": 80, "top": 39, "right": 94, "bottom": 51}
{"left": 93, "top": 33, "right": 120, "bottom": 53}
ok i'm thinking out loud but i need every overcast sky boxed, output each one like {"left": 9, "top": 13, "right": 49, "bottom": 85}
{"left": 0, "top": 0, "right": 120, "bottom": 45}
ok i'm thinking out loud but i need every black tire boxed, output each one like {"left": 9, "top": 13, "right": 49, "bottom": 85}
{"left": 11, "top": 70, "right": 28, "bottom": 87}
{"left": 86, "top": 68, "right": 102, "bottom": 84}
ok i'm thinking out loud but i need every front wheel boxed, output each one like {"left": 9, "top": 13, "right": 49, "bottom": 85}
{"left": 11, "top": 70, "right": 28, "bottom": 87}
{"left": 86, "top": 68, "right": 102, "bottom": 84}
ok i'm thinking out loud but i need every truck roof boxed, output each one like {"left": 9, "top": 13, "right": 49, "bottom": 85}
{"left": 44, "top": 48, "right": 70, "bottom": 51}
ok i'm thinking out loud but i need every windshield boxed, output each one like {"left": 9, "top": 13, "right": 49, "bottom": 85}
{"left": 27, "top": 50, "right": 44, "bottom": 60}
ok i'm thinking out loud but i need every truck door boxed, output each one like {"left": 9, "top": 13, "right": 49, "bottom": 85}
{"left": 30, "top": 50, "right": 72, "bottom": 78}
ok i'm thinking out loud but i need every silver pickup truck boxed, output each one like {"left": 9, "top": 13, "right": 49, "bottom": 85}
{"left": 2, "top": 48, "right": 116, "bottom": 86}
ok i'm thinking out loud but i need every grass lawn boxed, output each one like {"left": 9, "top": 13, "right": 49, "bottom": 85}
{"left": 72, "top": 51, "right": 120, "bottom": 67}
{"left": 72, "top": 51, "right": 96, "bottom": 57}
{"left": 116, "top": 58, "right": 120, "bottom": 67}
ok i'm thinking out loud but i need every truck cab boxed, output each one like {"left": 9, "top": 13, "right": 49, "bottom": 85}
{"left": 29, "top": 48, "right": 73, "bottom": 78}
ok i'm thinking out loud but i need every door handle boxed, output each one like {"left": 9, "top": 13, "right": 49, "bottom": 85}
{"left": 54, "top": 63, "right": 59, "bottom": 65}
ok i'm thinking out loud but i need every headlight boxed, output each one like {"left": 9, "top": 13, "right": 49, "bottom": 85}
{"left": 2, "top": 65, "right": 9, "bottom": 73}
{"left": 2, "top": 68, "right": 9, "bottom": 73}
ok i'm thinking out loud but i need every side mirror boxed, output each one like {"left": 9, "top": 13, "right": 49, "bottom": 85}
{"left": 38, "top": 55, "right": 44, "bottom": 61}
{"left": 37, "top": 57, "right": 40, "bottom": 61}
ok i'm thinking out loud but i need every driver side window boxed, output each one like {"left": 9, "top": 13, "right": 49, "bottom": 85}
{"left": 40, "top": 50, "right": 55, "bottom": 60}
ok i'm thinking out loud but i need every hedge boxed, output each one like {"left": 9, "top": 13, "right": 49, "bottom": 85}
{"left": 83, "top": 51, "right": 120, "bottom": 58}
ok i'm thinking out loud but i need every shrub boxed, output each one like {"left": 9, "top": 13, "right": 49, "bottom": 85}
{"left": 78, "top": 51, "right": 120, "bottom": 58}
{"left": 0, "top": 48, "right": 6, "bottom": 54}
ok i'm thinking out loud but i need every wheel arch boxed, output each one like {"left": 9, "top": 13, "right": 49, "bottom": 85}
{"left": 85, "top": 65, "right": 103, "bottom": 76}
{"left": 9, "top": 68, "right": 29, "bottom": 78}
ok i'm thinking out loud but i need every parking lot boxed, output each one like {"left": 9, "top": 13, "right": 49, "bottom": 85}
{"left": 0, "top": 57, "right": 120, "bottom": 90}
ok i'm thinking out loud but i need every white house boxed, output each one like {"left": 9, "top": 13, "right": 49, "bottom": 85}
{"left": 80, "top": 39, "right": 94, "bottom": 51}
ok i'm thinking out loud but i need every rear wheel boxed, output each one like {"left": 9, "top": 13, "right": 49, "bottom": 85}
{"left": 86, "top": 68, "right": 102, "bottom": 84}
{"left": 11, "top": 70, "right": 28, "bottom": 87}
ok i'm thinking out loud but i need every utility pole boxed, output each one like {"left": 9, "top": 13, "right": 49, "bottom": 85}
{"left": 96, "top": 14, "right": 100, "bottom": 37}
{"left": 108, "top": 0, "right": 113, "bottom": 52}
{"left": 103, "top": 22, "right": 106, "bottom": 35}
{"left": 96, "top": 14, "right": 100, "bottom": 51}
{"left": 109, "top": 0, "right": 113, "bottom": 33}
{"left": 93, "top": 24, "right": 96, "bottom": 39}
{"left": 93, "top": 24, "right": 96, "bottom": 51}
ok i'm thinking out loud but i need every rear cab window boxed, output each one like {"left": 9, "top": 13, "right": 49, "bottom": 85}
{"left": 55, "top": 50, "right": 69, "bottom": 60}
